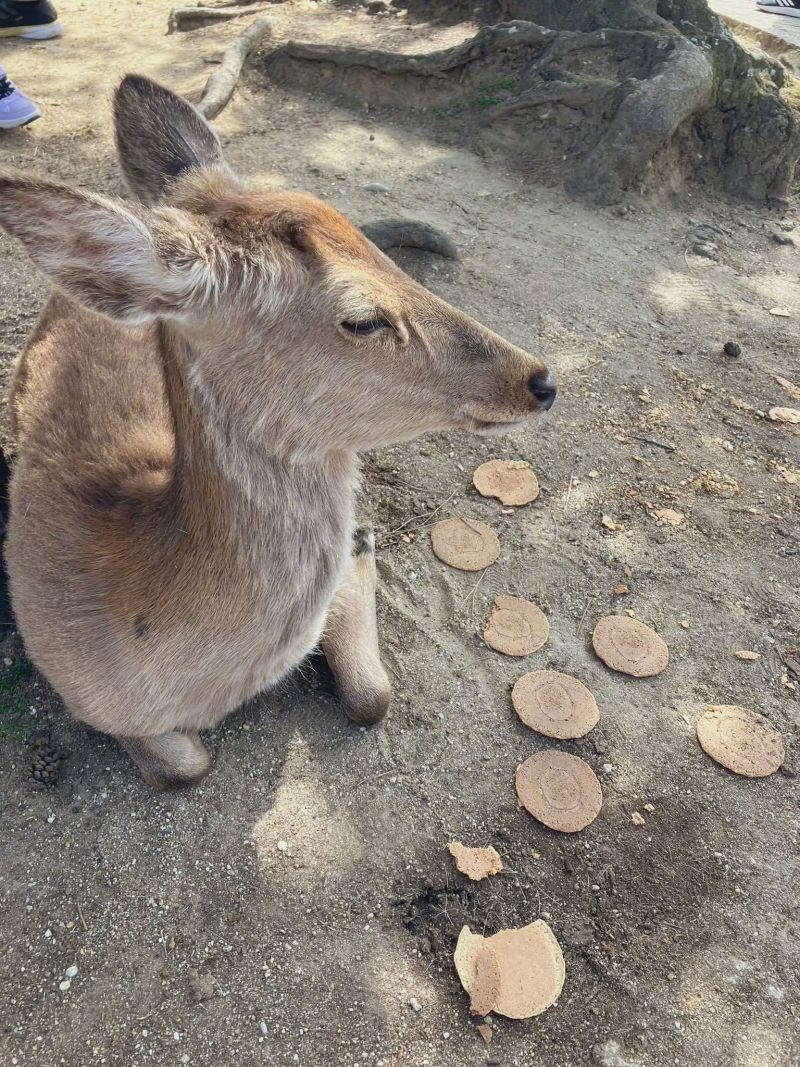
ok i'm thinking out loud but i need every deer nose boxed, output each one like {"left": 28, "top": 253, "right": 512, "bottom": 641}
{"left": 528, "top": 370, "right": 557, "bottom": 411}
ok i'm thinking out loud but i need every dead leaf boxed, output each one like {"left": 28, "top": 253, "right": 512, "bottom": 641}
{"left": 692, "top": 469, "right": 741, "bottom": 497}
{"left": 652, "top": 507, "right": 685, "bottom": 527}
{"left": 601, "top": 514, "right": 624, "bottom": 532}
{"left": 448, "top": 842, "right": 503, "bottom": 881}
{"left": 768, "top": 406, "right": 800, "bottom": 425}
{"left": 773, "top": 375, "right": 800, "bottom": 403}
{"left": 734, "top": 650, "right": 761, "bottom": 662}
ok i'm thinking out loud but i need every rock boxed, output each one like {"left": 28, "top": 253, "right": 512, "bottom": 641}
{"left": 408, "top": 997, "right": 422, "bottom": 1012}
{"left": 779, "top": 219, "right": 795, "bottom": 231}
{"left": 723, "top": 341, "right": 741, "bottom": 358}
{"left": 692, "top": 240, "right": 719, "bottom": 260}
{"left": 363, "top": 182, "right": 391, "bottom": 193}
{"left": 64, "top": 965, "right": 78, "bottom": 979}
{"left": 771, "top": 231, "right": 795, "bottom": 246}
{"left": 366, "top": 0, "right": 389, "bottom": 12}
{"left": 592, "top": 1039, "right": 644, "bottom": 1067}
{"left": 59, "top": 979, "right": 71, "bottom": 992}
{"left": 188, "top": 970, "right": 216, "bottom": 1003}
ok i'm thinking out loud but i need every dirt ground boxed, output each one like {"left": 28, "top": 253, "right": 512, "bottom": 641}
{"left": 0, "top": 3, "right": 798, "bottom": 1066}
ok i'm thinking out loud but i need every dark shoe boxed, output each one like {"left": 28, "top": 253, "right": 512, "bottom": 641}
{"left": 0, "top": 1, "right": 62, "bottom": 39}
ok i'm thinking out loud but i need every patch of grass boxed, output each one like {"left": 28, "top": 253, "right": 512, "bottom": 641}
{"left": 0, "top": 659, "right": 36, "bottom": 741}
{"left": 471, "top": 77, "right": 517, "bottom": 111}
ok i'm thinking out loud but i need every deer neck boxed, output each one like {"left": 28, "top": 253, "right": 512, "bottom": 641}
{"left": 156, "top": 323, "right": 358, "bottom": 578}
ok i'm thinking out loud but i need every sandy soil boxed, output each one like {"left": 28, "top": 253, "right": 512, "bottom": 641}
{"left": 0, "top": 3, "right": 798, "bottom": 1067}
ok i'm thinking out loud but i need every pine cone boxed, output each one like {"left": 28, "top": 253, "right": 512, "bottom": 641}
{"left": 29, "top": 732, "right": 67, "bottom": 787}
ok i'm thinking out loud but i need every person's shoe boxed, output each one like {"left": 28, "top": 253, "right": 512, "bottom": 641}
{"left": 0, "top": 72, "right": 41, "bottom": 128}
{"left": 756, "top": 0, "right": 800, "bottom": 16}
{"left": 0, "top": 1, "right": 62, "bottom": 39}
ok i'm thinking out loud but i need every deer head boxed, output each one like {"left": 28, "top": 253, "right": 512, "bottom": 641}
{"left": 0, "top": 75, "right": 555, "bottom": 459}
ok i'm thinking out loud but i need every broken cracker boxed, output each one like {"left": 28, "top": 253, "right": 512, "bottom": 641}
{"left": 511, "top": 670, "right": 599, "bottom": 740}
{"left": 431, "top": 517, "right": 500, "bottom": 571}
{"left": 483, "top": 595, "right": 549, "bottom": 657}
{"left": 696, "top": 705, "right": 784, "bottom": 778}
{"left": 485, "top": 921, "right": 565, "bottom": 1019}
{"left": 448, "top": 841, "right": 503, "bottom": 881}
{"left": 473, "top": 459, "right": 539, "bottom": 506}
{"left": 592, "top": 615, "right": 669, "bottom": 678}
{"left": 454, "top": 926, "right": 502, "bottom": 1016}
{"left": 515, "top": 751, "right": 603, "bottom": 833}
{"left": 476, "top": 1024, "right": 493, "bottom": 1046}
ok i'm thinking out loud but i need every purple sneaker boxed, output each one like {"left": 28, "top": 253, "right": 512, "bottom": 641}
{"left": 0, "top": 69, "right": 41, "bottom": 128}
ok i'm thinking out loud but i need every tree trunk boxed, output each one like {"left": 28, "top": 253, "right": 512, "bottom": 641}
{"left": 260, "top": 0, "right": 800, "bottom": 204}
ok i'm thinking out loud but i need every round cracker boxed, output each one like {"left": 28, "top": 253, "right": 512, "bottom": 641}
{"left": 696, "top": 704, "right": 785, "bottom": 778}
{"left": 592, "top": 615, "right": 669, "bottom": 677}
{"left": 473, "top": 460, "right": 540, "bottom": 506}
{"left": 431, "top": 517, "right": 500, "bottom": 571}
{"left": 512, "top": 670, "right": 599, "bottom": 739}
{"left": 485, "top": 921, "right": 565, "bottom": 1019}
{"left": 454, "top": 926, "right": 502, "bottom": 1016}
{"left": 515, "top": 751, "right": 602, "bottom": 833}
{"left": 484, "top": 596, "right": 549, "bottom": 656}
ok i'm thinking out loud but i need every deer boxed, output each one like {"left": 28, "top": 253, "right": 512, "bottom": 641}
{"left": 0, "top": 75, "right": 556, "bottom": 789}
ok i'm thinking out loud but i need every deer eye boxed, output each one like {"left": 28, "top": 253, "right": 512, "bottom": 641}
{"left": 341, "top": 318, "right": 390, "bottom": 337}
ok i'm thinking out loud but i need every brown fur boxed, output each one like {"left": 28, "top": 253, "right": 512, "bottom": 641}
{"left": 0, "top": 75, "right": 555, "bottom": 788}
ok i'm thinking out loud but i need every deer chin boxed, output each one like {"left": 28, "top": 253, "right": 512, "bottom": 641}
{"left": 456, "top": 409, "right": 537, "bottom": 436}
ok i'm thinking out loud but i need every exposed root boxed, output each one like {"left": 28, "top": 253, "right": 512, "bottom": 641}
{"left": 167, "top": 4, "right": 267, "bottom": 34}
{"left": 261, "top": 7, "right": 799, "bottom": 204}
{"left": 361, "top": 219, "right": 459, "bottom": 260}
{"left": 197, "top": 16, "right": 273, "bottom": 119}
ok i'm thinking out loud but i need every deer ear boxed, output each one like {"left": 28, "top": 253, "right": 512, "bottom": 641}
{"left": 114, "top": 74, "right": 230, "bottom": 206}
{"left": 0, "top": 173, "right": 213, "bottom": 325}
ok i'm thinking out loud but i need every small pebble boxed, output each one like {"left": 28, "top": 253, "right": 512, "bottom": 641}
{"left": 277, "top": 840, "right": 288, "bottom": 852}
{"left": 364, "top": 182, "right": 390, "bottom": 193}
{"left": 59, "top": 979, "right": 71, "bottom": 992}
{"left": 259, "top": 1020, "right": 269, "bottom": 1037}
{"left": 408, "top": 997, "right": 422, "bottom": 1012}
{"left": 723, "top": 341, "right": 741, "bottom": 358}
{"left": 771, "top": 232, "right": 795, "bottom": 246}
{"left": 64, "top": 965, "right": 78, "bottom": 978}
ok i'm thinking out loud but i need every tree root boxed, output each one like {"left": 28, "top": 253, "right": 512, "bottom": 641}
{"left": 197, "top": 16, "right": 273, "bottom": 119}
{"left": 261, "top": 8, "right": 799, "bottom": 203}
{"left": 360, "top": 219, "right": 459, "bottom": 260}
{"left": 168, "top": 4, "right": 268, "bottom": 34}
